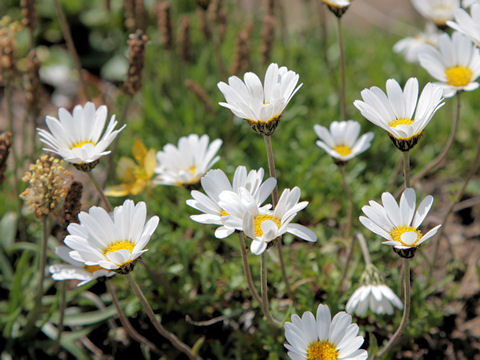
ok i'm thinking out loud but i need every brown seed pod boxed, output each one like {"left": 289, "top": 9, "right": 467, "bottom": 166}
{"left": 123, "top": 30, "right": 149, "bottom": 96}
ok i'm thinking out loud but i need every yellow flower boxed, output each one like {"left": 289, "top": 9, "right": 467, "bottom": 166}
{"left": 105, "top": 140, "right": 156, "bottom": 197}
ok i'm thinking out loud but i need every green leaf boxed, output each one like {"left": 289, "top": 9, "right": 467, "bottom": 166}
{"left": 41, "top": 323, "right": 91, "bottom": 360}
{"left": 51, "top": 306, "right": 117, "bottom": 327}
{"left": 0, "top": 212, "right": 17, "bottom": 250}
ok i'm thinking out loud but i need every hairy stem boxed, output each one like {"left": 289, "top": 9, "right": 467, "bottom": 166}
{"left": 238, "top": 233, "right": 263, "bottom": 306}
{"left": 377, "top": 259, "right": 411, "bottom": 357}
{"left": 337, "top": 17, "right": 347, "bottom": 120}
{"left": 403, "top": 151, "right": 410, "bottom": 189}
{"left": 411, "top": 93, "right": 460, "bottom": 186}
{"left": 263, "top": 135, "right": 294, "bottom": 303}
{"left": 87, "top": 172, "right": 113, "bottom": 212}
{"left": 260, "top": 253, "right": 281, "bottom": 327}
{"left": 106, "top": 281, "right": 160, "bottom": 354}
{"left": 52, "top": 0, "right": 88, "bottom": 100}
{"left": 356, "top": 232, "right": 372, "bottom": 266}
{"left": 430, "top": 136, "right": 480, "bottom": 276}
{"left": 127, "top": 273, "right": 202, "bottom": 360}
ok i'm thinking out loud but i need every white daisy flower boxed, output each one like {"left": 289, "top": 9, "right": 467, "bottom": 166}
{"left": 359, "top": 188, "right": 442, "bottom": 258}
{"left": 353, "top": 77, "right": 445, "bottom": 151}
{"left": 346, "top": 265, "right": 402, "bottom": 317}
{"left": 220, "top": 187, "right": 316, "bottom": 255}
{"left": 393, "top": 23, "right": 441, "bottom": 64}
{"left": 321, "top": 0, "right": 351, "bottom": 17}
{"left": 314, "top": 120, "right": 374, "bottom": 164}
{"left": 284, "top": 304, "right": 368, "bottom": 360}
{"left": 49, "top": 245, "right": 115, "bottom": 286}
{"left": 346, "top": 284, "right": 403, "bottom": 316}
{"left": 37, "top": 102, "right": 125, "bottom": 171}
{"left": 154, "top": 134, "right": 222, "bottom": 187}
{"left": 463, "top": 0, "right": 480, "bottom": 8}
{"left": 217, "top": 63, "right": 302, "bottom": 136}
{"left": 186, "top": 166, "right": 276, "bottom": 238}
{"left": 410, "top": 0, "right": 460, "bottom": 27}
{"left": 447, "top": 4, "right": 480, "bottom": 47}
{"left": 418, "top": 32, "right": 480, "bottom": 97}
{"left": 64, "top": 199, "right": 159, "bottom": 273}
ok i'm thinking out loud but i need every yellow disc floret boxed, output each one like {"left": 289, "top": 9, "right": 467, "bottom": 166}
{"left": 388, "top": 118, "right": 414, "bottom": 127}
{"left": 253, "top": 214, "right": 281, "bottom": 237}
{"left": 306, "top": 340, "right": 339, "bottom": 360}
{"left": 70, "top": 140, "right": 97, "bottom": 150}
{"left": 390, "top": 225, "right": 423, "bottom": 247}
{"left": 445, "top": 66, "right": 473, "bottom": 87}
{"left": 219, "top": 210, "right": 229, "bottom": 217}
{"left": 103, "top": 240, "right": 135, "bottom": 256}
{"left": 333, "top": 145, "right": 352, "bottom": 157}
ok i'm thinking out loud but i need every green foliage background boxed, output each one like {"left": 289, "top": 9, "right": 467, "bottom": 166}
{"left": 1, "top": 0, "right": 479, "bottom": 359}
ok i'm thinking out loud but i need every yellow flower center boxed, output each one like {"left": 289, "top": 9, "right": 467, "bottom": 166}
{"left": 333, "top": 144, "right": 352, "bottom": 157}
{"left": 390, "top": 225, "right": 423, "bottom": 247}
{"left": 84, "top": 264, "right": 105, "bottom": 274}
{"left": 306, "top": 340, "right": 339, "bottom": 360}
{"left": 219, "top": 210, "right": 229, "bottom": 217}
{"left": 253, "top": 214, "right": 281, "bottom": 237}
{"left": 445, "top": 66, "right": 473, "bottom": 87}
{"left": 103, "top": 240, "right": 135, "bottom": 256}
{"left": 70, "top": 140, "right": 96, "bottom": 150}
{"left": 388, "top": 118, "right": 413, "bottom": 127}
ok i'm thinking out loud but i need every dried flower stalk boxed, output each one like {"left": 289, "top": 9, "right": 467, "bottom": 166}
{"left": 24, "top": 50, "right": 42, "bottom": 118}
{"left": 0, "top": 132, "right": 12, "bottom": 187}
{"left": 261, "top": 15, "right": 275, "bottom": 64}
{"left": 179, "top": 15, "right": 193, "bottom": 63}
{"left": 197, "top": 8, "right": 212, "bottom": 40}
{"left": 21, "top": 0, "right": 36, "bottom": 34}
{"left": 0, "top": 18, "right": 21, "bottom": 82}
{"left": 61, "top": 181, "right": 83, "bottom": 233}
{"left": 123, "top": 30, "right": 149, "bottom": 96}
{"left": 185, "top": 79, "right": 214, "bottom": 113}
{"left": 21, "top": 155, "right": 71, "bottom": 219}
{"left": 156, "top": 0, "right": 174, "bottom": 50}
{"left": 124, "top": 0, "right": 136, "bottom": 33}
{"left": 230, "top": 24, "right": 252, "bottom": 75}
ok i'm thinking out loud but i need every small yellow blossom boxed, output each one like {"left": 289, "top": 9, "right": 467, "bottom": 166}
{"left": 105, "top": 140, "right": 155, "bottom": 197}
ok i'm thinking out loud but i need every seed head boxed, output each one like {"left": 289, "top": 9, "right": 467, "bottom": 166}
{"left": 123, "top": 30, "right": 149, "bottom": 96}
{"left": 21, "top": 155, "right": 72, "bottom": 219}
{"left": 156, "top": 0, "right": 174, "bottom": 50}
{"left": 24, "top": 50, "right": 42, "bottom": 118}
{"left": 185, "top": 79, "right": 214, "bottom": 113}
{"left": 0, "top": 132, "right": 12, "bottom": 187}
{"left": 21, "top": 0, "right": 37, "bottom": 33}
{"left": 261, "top": 15, "right": 275, "bottom": 64}
{"left": 179, "top": 15, "right": 193, "bottom": 63}
{"left": 230, "top": 24, "right": 252, "bottom": 75}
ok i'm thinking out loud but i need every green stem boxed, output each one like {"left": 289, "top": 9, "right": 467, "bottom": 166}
{"left": 54, "top": 282, "right": 66, "bottom": 353}
{"left": 430, "top": 136, "right": 480, "bottom": 276}
{"left": 338, "top": 164, "right": 353, "bottom": 238}
{"left": 376, "top": 259, "right": 411, "bottom": 357}
{"left": 260, "top": 253, "right": 281, "bottom": 327}
{"left": 263, "top": 135, "right": 294, "bottom": 303}
{"left": 356, "top": 232, "right": 372, "bottom": 266}
{"left": 238, "top": 233, "right": 263, "bottom": 306}
{"left": 127, "top": 273, "right": 202, "bottom": 360}
{"left": 106, "top": 280, "right": 160, "bottom": 354}
{"left": 87, "top": 172, "right": 113, "bottom": 212}
{"left": 337, "top": 17, "right": 347, "bottom": 120}
{"left": 411, "top": 93, "right": 460, "bottom": 186}
{"left": 52, "top": 0, "right": 88, "bottom": 100}
{"left": 402, "top": 151, "right": 410, "bottom": 189}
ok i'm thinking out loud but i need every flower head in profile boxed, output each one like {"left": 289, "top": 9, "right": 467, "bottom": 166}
{"left": 217, "top": 63, "right": 302, "bottom": 136}
{"left": 353, "top": 77, "right": 444, "bottom": 151}
{"left": 410, "top": 0, "right": 460, "bottom": 28}
{"left": 49, "top": 246, "right": 115, "bottom": 286}
{"left": 220, "top": 186, "right": 316, "bottom": 255}
{"left": 64, "top": 200, "right": 159, "bottom": 274}
{"left": 186, "top": 166, "right": 276, "bottom": 239}
{"left": 447, "top": 4, "right": 480, "bottom": 47}
{"left": 37, "top": 102, "right": 125, "bottom": 172}
{"left": 105, "top": 140, "right": 156, "bottom": 197}
{"left": 314, "top": 120, "right": 374, "bottom": 164}
{"left": 284, "top": 304, "right": 368, "bottom": 360}
{"left": 359, "top": 188, "right": 442, "bottom": 258}
{"left": 418, "top": 32, "right": 480, "bottom": 97}
{"left": 346, "top": 265, "right": 403, "bottom": 316}
{"left": 393, "top": 23, "right": 440, "bottom": 64}
{"left": 321, "top": 0, "right": 351, "bottom": 17}
{"left": 154, "top": 134, "right": 222, "bottom": 188}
